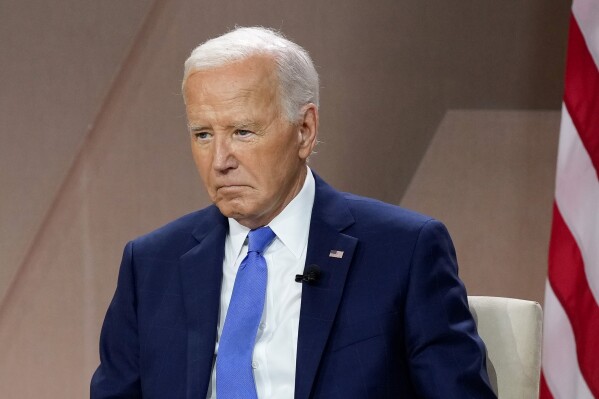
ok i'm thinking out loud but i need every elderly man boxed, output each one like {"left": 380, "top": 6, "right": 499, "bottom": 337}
{"left": 91, "top": 27, "right": 496, "bottom": 399}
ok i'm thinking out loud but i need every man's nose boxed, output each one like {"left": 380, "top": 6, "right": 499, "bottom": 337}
{"left": 212, "top": 137, "right": 237, "bottom": 172}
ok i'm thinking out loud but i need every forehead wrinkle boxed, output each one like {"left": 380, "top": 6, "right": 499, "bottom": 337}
{"left": 187, "top": 104, "right": 261, "bottom": 132}
{"left": 185, "top": 55, "right": 284, "bottom": 132}
{"left": 193, "top": 88, "right": 276, "bottom": 121}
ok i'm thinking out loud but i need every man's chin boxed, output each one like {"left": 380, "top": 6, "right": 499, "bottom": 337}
{"left": 214, "top": 202, "right": 270, "bottom": 229}
{"left": 214, "top": 200, "right": 249, "bottom": 220}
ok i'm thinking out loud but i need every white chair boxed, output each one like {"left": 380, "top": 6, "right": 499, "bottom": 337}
{"left": 468, "top": 296, "right": 543, "bottom": 399}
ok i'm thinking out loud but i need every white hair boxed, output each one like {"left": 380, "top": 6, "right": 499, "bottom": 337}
{"left": 182, "top": 26, "right": 319, "bottom": 122}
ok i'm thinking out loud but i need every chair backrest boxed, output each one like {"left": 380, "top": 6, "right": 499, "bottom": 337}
{"left": 468, "top": 296, "right": 543, "bottom": 399}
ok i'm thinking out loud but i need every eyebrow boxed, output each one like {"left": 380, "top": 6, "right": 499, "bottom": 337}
{"left": 187, "top": 123, "right": 208, "bottom": 131}
{"left": 232, "top": 121, "right": 259, "bottom": 130}
{"left": 187, "top": 121, "right": 259, "bottom": 131}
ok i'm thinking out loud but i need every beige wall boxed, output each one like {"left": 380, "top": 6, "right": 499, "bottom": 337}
{"left": 0, "top": 1, "right": 569, "bottom": 397}
{"left": 402, "top": 110, "right": 560, "bottom": 304}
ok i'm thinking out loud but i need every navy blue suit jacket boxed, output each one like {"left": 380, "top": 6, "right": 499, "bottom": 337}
{"left": 91, "top": 174, "right": 496, "bottom": 398}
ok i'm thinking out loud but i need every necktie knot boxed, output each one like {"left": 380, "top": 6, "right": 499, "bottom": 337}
{"left": 248, "top": 226, "right": 276, "bottom": 254}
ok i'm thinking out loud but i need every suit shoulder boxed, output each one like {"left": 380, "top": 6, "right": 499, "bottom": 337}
{"left": 342, "top": 192, "right": 442, "bottom": 234}
{"left": 342, "top": 192, "right": 433, "bottom": 224}
{"left": 131, "top": 205, "right": 225, "bottom": 256}
{"left": 340, "top": 193, "right": 456, "bottom": 267}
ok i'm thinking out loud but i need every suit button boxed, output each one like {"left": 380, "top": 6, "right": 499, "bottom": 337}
{"left": 251, "top": 361, "right": 259, "bottom": 369}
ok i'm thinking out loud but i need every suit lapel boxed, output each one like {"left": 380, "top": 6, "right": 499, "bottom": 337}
{"left": 179, "top": 207, "right": 227, "bottom": 399}
{"left": 295, "top": 175, "right": 357, "bottom": 399}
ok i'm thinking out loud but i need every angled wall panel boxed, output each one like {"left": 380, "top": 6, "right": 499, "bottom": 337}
{"left": 401, "top": 110, "right": 560, "bottom": 304}
{"left": 0, "top": 0, "right": 155, "bottom": 304}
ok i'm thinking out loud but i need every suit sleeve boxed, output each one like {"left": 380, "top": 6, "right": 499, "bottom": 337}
{"left": 403, "top": 219, "right": 496, "bottom": 399}
{"left": 91, "top": 241, "right": 142, "bottom": 398}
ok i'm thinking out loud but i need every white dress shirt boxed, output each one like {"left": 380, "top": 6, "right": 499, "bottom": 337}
{"left": 208, "top": 168, "right": 315, "bottom": 399}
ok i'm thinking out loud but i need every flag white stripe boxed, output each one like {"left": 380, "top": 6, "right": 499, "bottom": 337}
{"left": 554, "top": 103, "right": 599, "bottom": 305}
{"left": 542, "top": 282, "right": 594, "bottom": 399}
{"left": 572, "top": 0, "right": 599, "bottom": 69}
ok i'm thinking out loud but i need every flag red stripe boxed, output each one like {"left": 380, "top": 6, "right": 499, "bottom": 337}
{"left": 564, "top": 15, "right": 599, "bottom": 179}
{"left": 548, "top": 203, "right": 599, "bottom": 397}
{"left": 540, "top": 372, "right": 554, "bottom": 399}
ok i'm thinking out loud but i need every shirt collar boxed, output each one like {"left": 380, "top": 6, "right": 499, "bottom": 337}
{"left": 226, "top": 167, "right": 315, "bottom": 259}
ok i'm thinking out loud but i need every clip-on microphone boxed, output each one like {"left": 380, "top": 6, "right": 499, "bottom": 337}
{"left": 295, "top": 264, "right": 321, "bottom": 284}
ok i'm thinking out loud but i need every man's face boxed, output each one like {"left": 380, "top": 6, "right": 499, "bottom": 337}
{"left": 184, "top": 55, "right": 317, "bottom": 229}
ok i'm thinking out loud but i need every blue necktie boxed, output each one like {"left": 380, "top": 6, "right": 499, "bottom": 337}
{"left": 216, "top": 226, "right": 276, "bottom": 399}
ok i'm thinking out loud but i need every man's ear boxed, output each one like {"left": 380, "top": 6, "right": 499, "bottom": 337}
{"left": 297, "top": 104, "right": 319, "bottom": 160}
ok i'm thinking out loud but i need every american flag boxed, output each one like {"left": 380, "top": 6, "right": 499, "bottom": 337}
{"left": 541, "top": 0, "right": 599, "bottom": 398}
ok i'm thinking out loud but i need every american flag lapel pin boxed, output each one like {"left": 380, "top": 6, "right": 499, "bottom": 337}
{"left": 329, "top": 250, "right": 344, "bottom": 259}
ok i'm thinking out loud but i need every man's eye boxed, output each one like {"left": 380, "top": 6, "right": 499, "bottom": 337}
{"left": 235, "top": 129, "right": 253, "bottom": 137}
{"left": 194, "top": 132, "right": 211, "bottom": 140}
